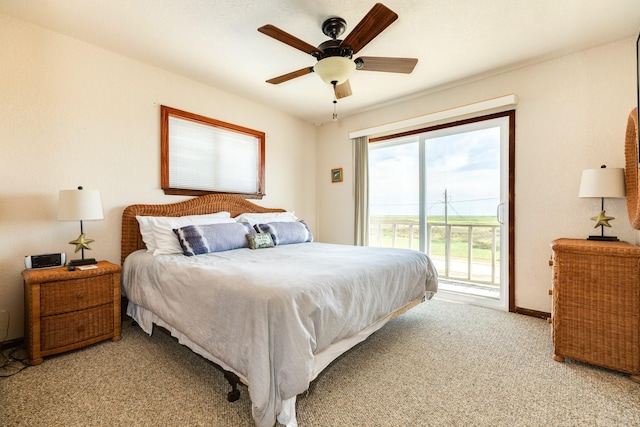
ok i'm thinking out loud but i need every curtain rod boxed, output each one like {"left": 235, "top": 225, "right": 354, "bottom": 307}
{"left": 348, "top": 94, "right": 518, "bottom": 139}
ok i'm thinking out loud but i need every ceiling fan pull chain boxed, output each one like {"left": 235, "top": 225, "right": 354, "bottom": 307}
{"left": 332, "top": 84, "right": 338, "bottom": 121}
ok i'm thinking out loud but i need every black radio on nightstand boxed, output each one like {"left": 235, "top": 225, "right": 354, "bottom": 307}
{"left": 24, "top": 253, "right": 66, "bottom": 269}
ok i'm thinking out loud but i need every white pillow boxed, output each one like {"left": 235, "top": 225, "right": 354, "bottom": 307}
{"left": 136, "top": 212, "right": 231, "bottom": 253}
{"left": 136, "top": 216, "right": 159, "bottom": 252}
{"left": 234, "top": 211, "right": 297, "bottom": 225}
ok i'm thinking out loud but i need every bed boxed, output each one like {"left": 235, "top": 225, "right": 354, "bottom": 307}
{"left": 120, "top": 194, "right": 438, "bottom": 427}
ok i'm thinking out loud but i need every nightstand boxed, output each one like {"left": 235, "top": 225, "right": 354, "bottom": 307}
{"left": 550, "top": 238, "right": 640, "bottom": 382}
{"left": 22, "top": 261, "right": 122, "bottom": 365}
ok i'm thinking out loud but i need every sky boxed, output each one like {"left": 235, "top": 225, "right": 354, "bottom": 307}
{"left": 369, "top": 124, "right": 502, "bottom": 218}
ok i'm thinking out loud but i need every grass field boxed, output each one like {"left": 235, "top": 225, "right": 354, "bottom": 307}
{"left": 370, "top": 215, "right": 501, "bottom": 261}
{"left": 371, "top": 215, "right": 499, "bottom": 226}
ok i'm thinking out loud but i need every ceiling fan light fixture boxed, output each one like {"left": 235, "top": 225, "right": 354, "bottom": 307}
{"left": 314, "top": 56, "right": 355, "bottom": 85}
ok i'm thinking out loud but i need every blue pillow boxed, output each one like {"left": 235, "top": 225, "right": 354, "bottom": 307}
{"left": 173, "top": 222, "right": 255, "bottom": 256}
{"left": 255, "top": 221, "right": 313, "bottom": 246}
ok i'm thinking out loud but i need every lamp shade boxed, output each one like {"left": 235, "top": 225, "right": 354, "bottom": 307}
{"left": 578, "top": 167, "right": 626, "bottom": 198}
{"left": 313, "top": 56, "right": 356, "bottom": 85}
{"left": 58, "top": 189, "right": 104, "bottom": 221}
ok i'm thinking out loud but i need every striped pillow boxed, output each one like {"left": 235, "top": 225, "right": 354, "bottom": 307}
{"left": 255, "top": 221, "right": 313, "bottom": 246}
{"left": 173, "top": 222, "right": 255, "bottom": 256}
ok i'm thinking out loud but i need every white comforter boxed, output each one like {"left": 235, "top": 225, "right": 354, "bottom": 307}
{"left": 122, "top": 242, "right": 438, "bottom": 427}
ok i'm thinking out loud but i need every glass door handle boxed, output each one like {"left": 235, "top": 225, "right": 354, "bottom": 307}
{"left": 496, "top": 203, "right": 504, "bottom": 224}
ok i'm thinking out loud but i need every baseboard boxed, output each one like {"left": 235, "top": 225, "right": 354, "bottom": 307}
{"left": 514, "top": 306, "right": 551, "bottom": 319}
{"left": 0, "top": 336, "right": 24, "bottom": 351}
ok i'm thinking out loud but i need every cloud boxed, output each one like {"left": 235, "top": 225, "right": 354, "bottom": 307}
{"left": 369, "top": 126, "right": 501, "bottom": 216}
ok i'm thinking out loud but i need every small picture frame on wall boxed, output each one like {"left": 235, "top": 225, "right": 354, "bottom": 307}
{"left": 331, "top": 168, "right": 343, "bottom": 183}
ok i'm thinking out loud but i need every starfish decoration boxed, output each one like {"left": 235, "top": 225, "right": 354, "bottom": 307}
{"left": 590, "top": 210, "right": 615, "bottom": 228}
{"left": 69, "top": 233, "right": 95, "bottom": 253}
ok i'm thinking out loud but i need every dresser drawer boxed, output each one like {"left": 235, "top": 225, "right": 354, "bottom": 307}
{"left": 40, "top": 303, "right": 114, "bottom": 351}
{"left": 40, "top": 275, "right": 113, "bottom": 316}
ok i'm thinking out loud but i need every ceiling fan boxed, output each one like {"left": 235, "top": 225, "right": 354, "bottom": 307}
{"left": 258, "top": 3, "right": 418, "bottom": 101}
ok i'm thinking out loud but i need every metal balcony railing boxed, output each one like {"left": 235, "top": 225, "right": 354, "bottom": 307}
{"left": 369, "top": 220, "right": 500, "bottom": 285}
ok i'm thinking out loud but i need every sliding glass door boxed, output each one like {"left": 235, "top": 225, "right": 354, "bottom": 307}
{"left": 368, "top": 112, "right": 513, "bottom": 310}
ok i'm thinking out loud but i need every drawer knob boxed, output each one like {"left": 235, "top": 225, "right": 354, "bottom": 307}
{"left": 75, "top": 292, "right": 84, "bottom": 299}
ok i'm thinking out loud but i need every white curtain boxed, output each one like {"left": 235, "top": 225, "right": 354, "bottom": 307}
{"left": 353, "top": 135, "right": 369, "bottom": 246}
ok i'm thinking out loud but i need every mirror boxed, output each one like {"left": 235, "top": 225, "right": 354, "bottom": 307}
{"left": 625, "top": 107, "right": 640, "bottom": 229}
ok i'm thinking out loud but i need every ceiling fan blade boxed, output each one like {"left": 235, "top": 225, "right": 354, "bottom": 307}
{"left": 258, "top": 25, "right": 322, "bottom": 56}
{"left": 266, "top": 67, "right": 314, "bottom": 85}
{"left": 340, "top": 3, "right": 398, "bottom": 55}
{"left": 334, "top": 80, "right": 352, "bottom": 99}
{"left": 355, "top": 56, "right": 418, "bottom": 73}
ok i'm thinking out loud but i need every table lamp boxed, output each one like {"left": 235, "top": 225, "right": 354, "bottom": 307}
{"left": 57, "top": 186, "right": 104, "bottom": 265}
{"left": 578, "top": 165, "right": 626, "bottom": 241}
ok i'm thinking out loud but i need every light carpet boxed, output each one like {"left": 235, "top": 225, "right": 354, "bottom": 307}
{"left": 1, "top": 297, "right": 639, "bottom": 426}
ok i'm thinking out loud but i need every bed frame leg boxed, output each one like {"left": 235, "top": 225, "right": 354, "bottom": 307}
{"left": 224, "top": 371, "right": 241, "bottom": 402}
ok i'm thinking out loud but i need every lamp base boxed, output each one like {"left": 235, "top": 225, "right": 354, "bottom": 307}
{"left": 68, "top": 258, "right": 97, "bottom": 266}
{"left": 587, "top": 235, "right": 619, "bottom": 242}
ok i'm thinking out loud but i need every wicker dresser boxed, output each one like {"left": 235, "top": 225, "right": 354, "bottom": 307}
{"left": 550, "top": 238, "right": 640, "bottom": 382}
{"left": 22, "top": 261, "right": 121, "bottom": 365}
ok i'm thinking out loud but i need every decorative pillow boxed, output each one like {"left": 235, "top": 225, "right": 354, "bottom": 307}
{"left": 254, "top": 221, "right": 313, "bottom": 246}
{"left": 136, "top": 213, "right": 233, "bottom": 255}
{"left": 174, "top": 222, "right": 255, "bottom": 256}
{"left": 246, "top": 232, "right": 275, "bottom": 249}
{"left": 234, "top": 211, "right": 297, "bottom": 225}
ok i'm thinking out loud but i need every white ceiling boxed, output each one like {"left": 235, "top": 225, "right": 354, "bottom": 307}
{"left": 1, "top": 1, "right": 639, "bottom": 124}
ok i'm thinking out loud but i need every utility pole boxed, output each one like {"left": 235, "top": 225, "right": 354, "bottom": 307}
{"left": 444, "top": 188, "right": 450, "bottom": 277}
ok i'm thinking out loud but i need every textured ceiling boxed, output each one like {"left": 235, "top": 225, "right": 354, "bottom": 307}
{"left": 1, "top": 0, "right": 639, "bottom": 124}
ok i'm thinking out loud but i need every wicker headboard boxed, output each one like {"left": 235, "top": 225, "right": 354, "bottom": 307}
{"left": 121, "top": 194, "right": 286, "bottom": 264}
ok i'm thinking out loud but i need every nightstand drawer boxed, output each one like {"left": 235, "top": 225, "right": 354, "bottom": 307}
{"left": 40, "top": 275, "right": 113, "bottom": 316}
{"left": 41, "top": 303, "right": 114, "bottom": 351}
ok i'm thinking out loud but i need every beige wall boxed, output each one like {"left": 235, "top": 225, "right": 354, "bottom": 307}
{"left": 316, "top": 38, "right": 639, "bottom": 313}
{"left": 0, "top": 14, "right": 317, "bottom": 340}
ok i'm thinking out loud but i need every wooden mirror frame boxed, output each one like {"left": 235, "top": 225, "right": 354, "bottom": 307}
{"left": 625, "top": 107, "right": 640, "bottom": 229}
{"left": 625, "top": 33, "right": 640, "bottom": 229}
